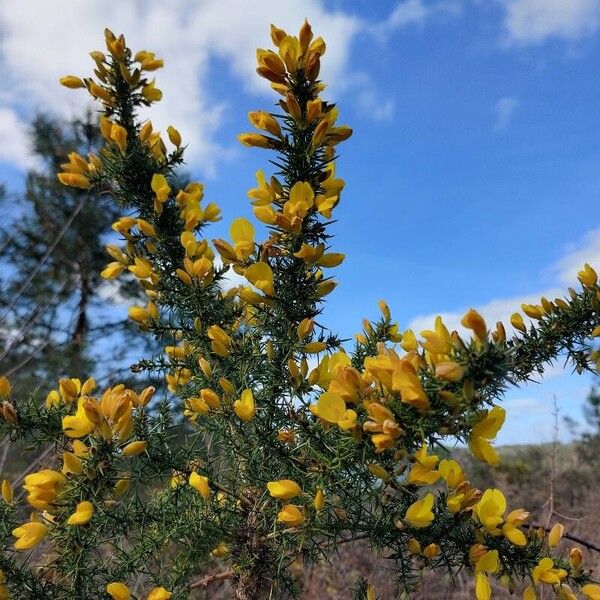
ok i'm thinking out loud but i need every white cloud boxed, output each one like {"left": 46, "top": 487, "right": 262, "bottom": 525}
{"left": 0, "top": 0, "right": 360, "bottom": 175}
{"left": 355, "top": 90, "right": 395, "bottom": 122}
{"left": 408, "top": 287, "right": 564, "bottom": 338}
{"left": 372, "top": 0, "right": 462, "bottom": 38}
{"left": 493, "top": 96, "right": 519, "bottom": 131}
{"left": 386, "top": 0, "right": 430, "bottom": 29}
{"left": 552, "top": 227, "right": 600, "bottom": 285}
{"left": 503, "top": 0, "right": 600, "bottom": 45}
{"left": 408, "top": 226, "right": 600, "bottom": 343}
{"left": 0, "top": 107, "right": 39, "bottom": 170}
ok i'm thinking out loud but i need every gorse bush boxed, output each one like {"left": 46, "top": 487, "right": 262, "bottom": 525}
{"left": 1, "top": 21, "right": 600, "bottom": 600}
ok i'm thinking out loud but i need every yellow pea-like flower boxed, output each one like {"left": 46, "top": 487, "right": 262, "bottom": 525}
{"left": 314, "top": 488, "right": 325, "bottom": 511}
{"left": 122, "top": 441, "right": 147, "bottom": 457}
{"left": 142, "top": 80, "right": 163, "bottom": 102}
{"left": 0, "top": 377, "right": 10, "bottom": 398}
{"left": 316, "top": 391, "right": 346, "bottom": 424}
{"left": 475, "top": 550, "right": 499, "bottom": 573}
{"left": 57, "top": 172, "right": 91, "bottom": 189}
{"left": 475, "top": 572, "right": 491, "bottom": 600}
{"left": 110, "top": 123, "right": 128, "bottom": 154}
{"left": 12, "top": 521, "right": 48, "bottom": 550}
{"left": 548, "top": 522, "right": 564, "bottom": 548}
{"left": 578, "top": 263, "right": 598, "bottom": 287}
{"left": 101, "top": 262, "right": 126, "bottom": 279}
{"left": 151, "top": 174, "right": 171, "bottom": 203}
{"left": 267, "top": 479, "right": 302, "bottom": 500}
{"left": 582, "top": 584, "right": 600, "bottom": 600}
{"left": 189, "top": 472, "right": 211, "bottom": 500}
{"left": 62, "top": 452, "right": 84, "bottom": 475}
{"left": 510, "top": 312, "right": 527, "bottom": 332}
{"left": 60, "top": 75, "right": 85, "bottom": 88}
{"left": 461, "top": 308, "right": 487, "bottom": 341}
{"left": 147, "top": 587, "right": 172, "bottom": 600}
{"left": 230, "top": 217, "right": 255, "bottom": 261}
{"left": 106, "top": 582, "right": 131, "bottom": 600}
{"left": 435, "top": 361, "right": 465, "bottom": 382}
{"left": 277, "top": 504, "right": 304, "bottom": 527}
{"left": 233, "top": 389, "right": 256, "bottom": 422}
{"left": 67, "top": 501, "right": 93, "bottom": 526}
{"left": 1, "top": 480, "right": 13, "bottom": 504}
{"left": 167, "top": 125, "right": 182, "bottom": 147}
{"left": 245, "top": 262, "right": 274, "bottom": 296}
{"left": 522, "top": 585, "right": 536, "bottom": 600}
{"left": 404, "top": 493, "right": 434, "bottom": 528}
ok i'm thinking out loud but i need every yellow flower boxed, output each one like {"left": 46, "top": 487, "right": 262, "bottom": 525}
{"left": 151, "top": 173, "right": 170, "bottom": 203}
{"left": 423, "top": 543, "right": 440, "bottom": 559}
{"left": 67, "top": 501, "right": 93, "bottom": 526}
{"left": 438, "top": 459, "right": 464, "bottom": 489}
{"left": 167, "top": 125, "right": 182, "bottom": 147}
{"left": 230, "top": 217, "right": 255, "bottom": 261}
{"left": 277, "top": 504, "right": 304, "bottom": 527}
{"left": 314, "top": 488, "right": 325, "bottom": 511}
{"left": 1, "top": 479, "right": 13, "bottom": 504}
{"left": 234, "top": 389, "right": 256, "bottom": 422}
{"left": 211, "top": 542, "right": 230, "bottom": 558}
{"left": 122, "top": 440, "right": 147, "bottom": 457}
{"left": 548, "top": 522, "right": 564, "bottom": 548}
{"left": 12, "top": 520, "right": 48, "bottom": 550}
{"left": 248, "top": 110, "right": 282, "bottom": 139}
{"left": 110, "top": 123, "right": 127, "bottom": 154}
{"left": 578, "top": 263, "right": 598, "bottom": 287}
{"left": 57, "top": 172, "right": 91, "bottom": 189}
{"left": 569, "top": 547, "right": 583, "bottom": 568}
{"left": 284, "top": 181, "right": 314, "bottom": 221}
{"left": 189, "top": 472, "right": 210, "bottom": 500}
{"left": 267, "top": 479, "right": 302, "bottom": 500}
{"left": 23, "top": 469, "right": 65, "bottom": 511}
{"left": 532, "top": 557, "right": 567, "bottom": 585}
{"left": 101, "top": 262, "right": 126, "bottom": 279}
{"left": 316, "top": 391, "right": 346, "bottom": 423}
{"left": 522, "top": 585, "right": 536, "bottom": 600}
{"left": 475, "top": 573, "right": 491, "bottom": 600}
{"left": 404, "top": 493, "right": 434, "bottom": 528}
{"left": 62, "top": 451, "right": 84, "bottom": 475}
{"left": 0, "top": 377, "right": 10, "bottom": 398}
{"left": 106, "top": 582, "right": 131, "bottom": 600}
{"left": 476, "top": 488, "right": 505, "bottom": 533}
{"left": 461, "top": 308, "right": 487, "bottom": 341}
{"left": 435, "top": 361, "right": 465, "bottom": 382}
{"left": 147, "top": 588, "right": 172, "bottom": 600}
{"left": 469, "top": 406, "right": 505, "bottom": 466}
{"left": 238, "top": 133, "right": 280, "bottom": 149}
{"left": 476, "top": 550, "right": 499, "bottom": 573}
{"left": 510, "top": 312, "right": 527, "bottom": 332}
{"left": 142, "top": 80, "right": 163, "bottom": 102}
{"left": 60, "top": 75, "right": 85, "bottom": 88}
{"left": 582, "top": 584, "right": 600, "bottom": 600}
{"left": 207, "top": 325, "right": 232, "bottom": 357}
{"left": 245, "top": 262, "right": 274, "bottom": 295}
{"left": 407, "top": 444, "right": 440, "bottom": 486}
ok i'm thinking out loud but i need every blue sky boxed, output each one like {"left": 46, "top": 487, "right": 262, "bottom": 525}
{"left": 1, "top": 0, "right": 600, "bottom": 444}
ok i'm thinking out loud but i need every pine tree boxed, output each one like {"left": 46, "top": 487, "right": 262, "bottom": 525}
{"left": 0, "top": 112, "right": 144, "bottom": 392}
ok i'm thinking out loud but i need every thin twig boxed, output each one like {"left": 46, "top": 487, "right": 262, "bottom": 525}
{"left": 188, "top": 569, "right": 235, "bottom": 590}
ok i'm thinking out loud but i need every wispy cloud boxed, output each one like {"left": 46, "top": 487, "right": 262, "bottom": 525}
{"left": 493, "top": 96, "right": 519, "bottom": 131}
{"left": 407, "top": 226, "right": 600, "bottom": 338}
{"left": 371, "top": 0, "right": 462, "bottom": 39}
{"left": 502, "top": 0, "right": 600, "bottom": 46}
